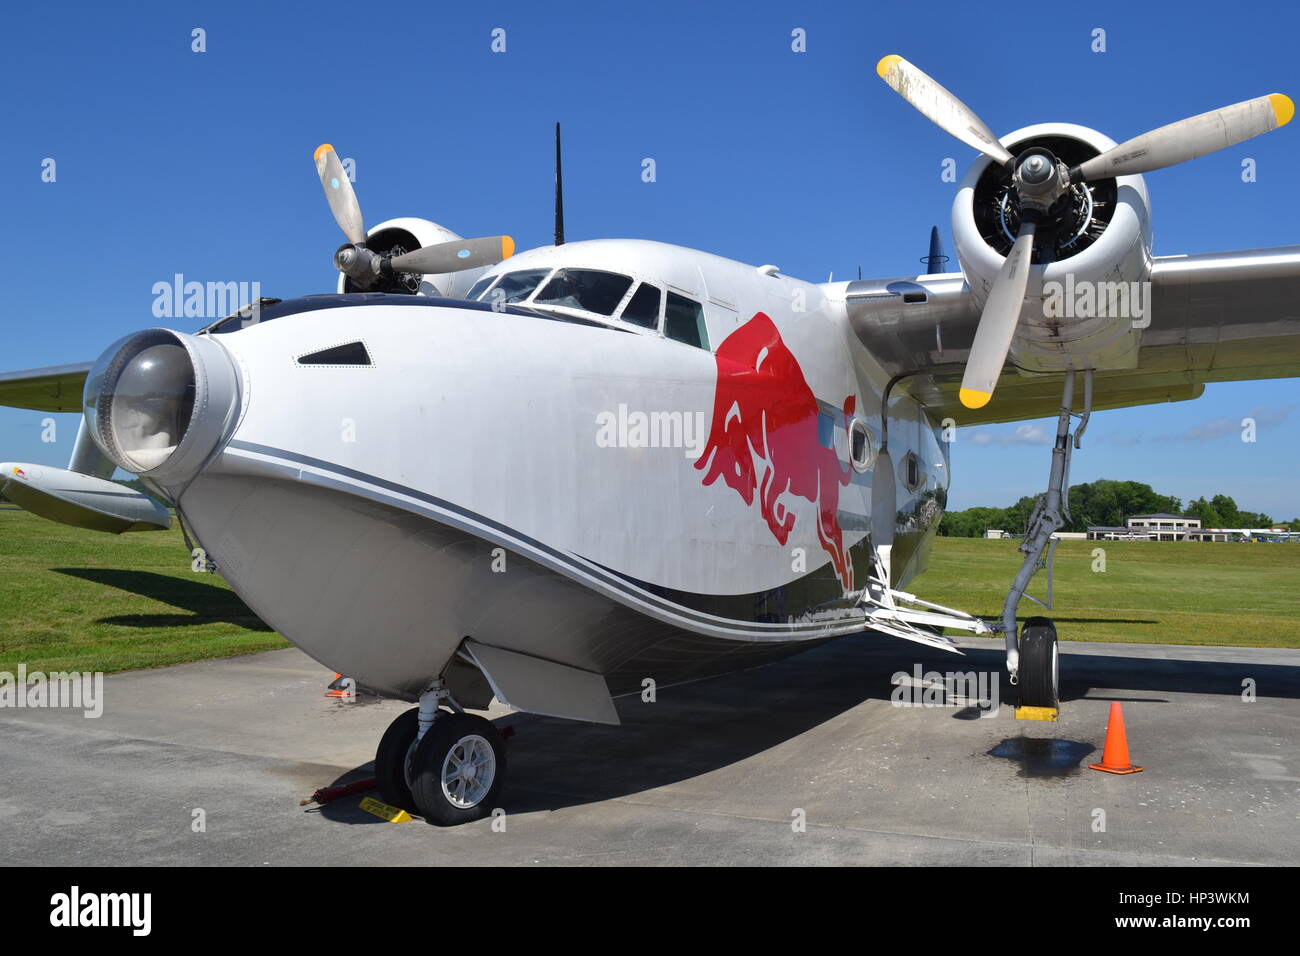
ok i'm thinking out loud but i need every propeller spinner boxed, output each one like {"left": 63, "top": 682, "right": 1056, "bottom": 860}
{"left": 313, "top": 144, "right": 514, "bottom": 291}
{"left": 876, "top": 55, "right": 1293, "bottom": 409}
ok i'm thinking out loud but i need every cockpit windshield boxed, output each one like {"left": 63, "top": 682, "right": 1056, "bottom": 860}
{"left": 464, "top": 275, "right": 497, "bottom": 301}
{"left": 477, "top": 269, "right": 552, "bottom": 305}
{"left": 532, "top": 269, "right": 633, "bottom": 316}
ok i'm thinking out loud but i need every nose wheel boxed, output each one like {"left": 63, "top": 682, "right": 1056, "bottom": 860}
{"left": 374, "top": 706, "right": 507, "bottom": 826}
{"left": 374, "top": 707, "right": 420, "bottom": 812}
{"left": 411, "top": 713, "right": 507, "bottom": 826}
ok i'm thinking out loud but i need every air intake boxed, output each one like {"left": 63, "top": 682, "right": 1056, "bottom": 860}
{"left": 296, "top": 342, "right": 372, "bottom": 366}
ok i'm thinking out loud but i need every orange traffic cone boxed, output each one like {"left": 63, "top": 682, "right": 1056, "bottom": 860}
{"left": 1089, "top": 701, "right": 1143, "bottom": 774}
{"left": 323, "top": 674, "right": 351, "bottom": 699}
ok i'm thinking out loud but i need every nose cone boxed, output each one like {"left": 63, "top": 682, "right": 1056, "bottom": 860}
{"left": 84, "top": 329, "right": 241, "bottom": 484}
{"left": 95, "top": 341, "right": 194, "bottom": 471}
{"left": 1020, "top": 154, "right": 1050, "bottom": 182}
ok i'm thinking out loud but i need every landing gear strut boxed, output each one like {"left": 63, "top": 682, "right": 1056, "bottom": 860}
{"left": 373, "top": 680, "right": 507, "bottom": 825}
{"left": 999, "top": 370, "right": 1092, "bottom": 715}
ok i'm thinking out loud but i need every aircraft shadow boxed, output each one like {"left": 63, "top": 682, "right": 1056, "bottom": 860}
{"left": 318, "top": 636, "right": 1299, "bottom": 820}
{"left": 498, "top": 640, "right": 1300, "bottom": 813}
{"left": 53, "top": 567, "right": 271, "bottom": 631}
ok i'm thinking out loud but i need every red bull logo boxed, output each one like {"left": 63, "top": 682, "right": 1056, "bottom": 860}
{"left": 696, "top": 312, "right": 857, "bottom": 591}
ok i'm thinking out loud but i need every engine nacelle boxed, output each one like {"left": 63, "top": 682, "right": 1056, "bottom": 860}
{"left": 952, "top": 123, "right": 1153, "bottom": 374}
{"left": 335, "top": 217, "right": 490, "bottom": 299}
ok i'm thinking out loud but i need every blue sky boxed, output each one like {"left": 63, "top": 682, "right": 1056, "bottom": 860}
{"left": 2, "top": 0, "right": 1297, "bottom": 519}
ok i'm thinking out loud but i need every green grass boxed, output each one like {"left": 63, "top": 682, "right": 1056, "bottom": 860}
{"left": 915, "top": 536, "right": 1300, "bottom": 648}
{"left": 2, "top": 509, "right": 1298, "bottom": 677}
{"left": 0, "top": 507, "right": 287, "bottom": 674}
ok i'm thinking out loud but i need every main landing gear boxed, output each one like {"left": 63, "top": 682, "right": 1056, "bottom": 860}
{"left": 1017, "top": 617, "right": 1059, "bottom": 709}
{"left": 998, "top": 370, "right": 1092, "bottom": 718}
{"left": 374, "top": 680, "right": 507, "bottom": 826}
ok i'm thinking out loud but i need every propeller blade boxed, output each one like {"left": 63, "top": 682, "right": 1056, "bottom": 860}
{"left": 960, "top": 219, "right": 1038, "bottom": 409}
{"left": 313, "top": 144, "right": 367, "bottom": 245}
{"left": 876, "top": 55, "right": 1014, "bottom": 166}
{"left": 388, "top": 236, "right": 516, "bottom": 275}
{"left": 1075, "top": 94, "right": 1294, "bottom": 181}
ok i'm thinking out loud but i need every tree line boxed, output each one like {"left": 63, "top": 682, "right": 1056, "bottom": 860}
{"left": 939, "top": 479, "right": 1291, "bottom": 537}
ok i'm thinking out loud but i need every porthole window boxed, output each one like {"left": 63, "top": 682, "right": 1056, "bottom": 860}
{"left": 849, "top": 419, "right": 873, "bottom": 472}
{"left": 902, "top": 451, "right": 922, "bottom": 491}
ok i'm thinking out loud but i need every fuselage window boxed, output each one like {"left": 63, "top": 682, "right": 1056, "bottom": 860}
{"left": 482, "top": 269, "right": 552, "bottom": 305}
{"left": 465, "top": 275, "right": 498, "bottom": 301}
{"left": 849, "top": 419, "right": 873, "bottom": 472}
{"left": 903, "top": 451, "right": 921, "bottom": 491}
{"left": 533, "top": 269, "right": 633, "bottom": 316}
{"left": 664, "top": 292, "right": 709, "bottom": 350}
{"left": 620, "top": 282, "right": 663, "bottom": 329}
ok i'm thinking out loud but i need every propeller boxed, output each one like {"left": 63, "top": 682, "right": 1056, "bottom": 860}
{"left": 312, "top": 143, "right": 515, "bottom": 290}
{"left": 1072, "top": 95, "right": 1294, "bottom": 181}
{"left": 875, "top": 55, "right": 1293, "bottom": 410}
{"left": 960, "top": 214, "right": 1037, "bottom": 409}
{"left": 876, "top": 55, "right": 1013, "bottom": 167}
{"left": 314, "top": 144, "right": 367, "bottom": 245}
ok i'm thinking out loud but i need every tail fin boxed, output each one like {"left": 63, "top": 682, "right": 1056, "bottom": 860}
{"left": 920, "top": 226, "right": 950, "bottom": 274}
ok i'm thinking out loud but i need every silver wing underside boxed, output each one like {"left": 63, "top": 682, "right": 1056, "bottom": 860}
{"left": 846, "top": 245, "right": 1300, "bottom": 426}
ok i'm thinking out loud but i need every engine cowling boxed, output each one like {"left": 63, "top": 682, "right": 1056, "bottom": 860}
{"left": 335, "top": 217, "right": 490, "bottom": 299}
{"left": 952, "top": 123, "right": 1153, "bottom": 374}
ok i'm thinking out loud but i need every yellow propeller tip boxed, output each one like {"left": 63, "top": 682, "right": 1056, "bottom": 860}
{"left": 876, "top": 55, "right": 902, "bottom": 79}
{"left": 501, "top": 236, "right": 515, "bottom": 259}
{"left": 1269, "top": 94, "right": 1294, "bottom": 127}
{"left": 313, "top": 143, "right": 335, "bottom": 161}
{"left": 959, "top": 387, "right": 992, "bottom": 410}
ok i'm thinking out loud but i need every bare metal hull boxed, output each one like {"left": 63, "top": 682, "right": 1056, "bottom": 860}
{"left": 181, "top": 466, "right": 935, "bottom": 702}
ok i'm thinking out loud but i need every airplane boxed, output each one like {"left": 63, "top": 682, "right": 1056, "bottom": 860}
{"left": 1, "top": 56, "right": 1297, "bottom": 825}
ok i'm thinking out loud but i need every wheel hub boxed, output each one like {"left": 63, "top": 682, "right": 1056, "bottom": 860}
{"left": 441, "top": 734, "right": 495, "bottom": 809}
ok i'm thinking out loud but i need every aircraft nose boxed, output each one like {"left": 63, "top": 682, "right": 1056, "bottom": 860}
{"left": 82, "top": 328, "right": 241, "bottom": 485}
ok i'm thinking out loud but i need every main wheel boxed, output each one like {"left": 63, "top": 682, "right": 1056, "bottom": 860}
{"left": 1018, "top": 616, "right": 1059, "bottom": 708}
{"left": 410, "top": 713, "right": 507, "bottom": 826}
{"left": 374, "top": 707, "right": 419, "bottom": 812}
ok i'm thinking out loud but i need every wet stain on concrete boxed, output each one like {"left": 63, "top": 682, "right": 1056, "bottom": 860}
{"left": 988, "top": 737, "right": 1096, "bottom": 777}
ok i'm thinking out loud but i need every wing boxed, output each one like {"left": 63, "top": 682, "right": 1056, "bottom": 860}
{"left": 845, "top": 245, "right": 1300, "bottom": 426}
{"left": 0, "top": 361, "right": 175, "bottom": 533}
{"left": 0, "top": 362, "right": 93, "bottom": 413}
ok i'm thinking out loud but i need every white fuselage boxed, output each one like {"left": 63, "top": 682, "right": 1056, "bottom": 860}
{"left": 129, "top": 238, "right": 948, "bottom": 700}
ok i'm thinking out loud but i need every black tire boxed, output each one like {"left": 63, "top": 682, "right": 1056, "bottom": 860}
{"left": 410, "top": 713, "right": 507, "bottom": 826}
{"left": 374, "top": 707, "right": 419, "bottom": 812}
{"left": 1019, "top": 616, "right": 1059, "bottom": 708}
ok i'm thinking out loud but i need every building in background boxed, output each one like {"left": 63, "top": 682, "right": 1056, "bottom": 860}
{"left": 1087, "top": 514, "right": 1294, "bottom": 542}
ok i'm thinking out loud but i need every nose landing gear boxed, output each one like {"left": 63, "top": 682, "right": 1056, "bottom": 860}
{"left": 410, "top": 714, "right": 506, "bottom": 826}
{"left": 373, "top": 682, "right": 507, "bottom": 826}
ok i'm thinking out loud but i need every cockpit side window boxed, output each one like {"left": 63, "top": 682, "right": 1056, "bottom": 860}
{"left": 464, "top": 274, "right": 498, "bottom": 301}
{"left": 665, "top": 292, "right": 709, "bottom": 350}
{"left": 619, "top": 282, "right": 662, "bottom": 330}
{"left": 533, "top": 269, "right": 633, "bottom": 316}
{"left": 482, "top": 269, "right": 552, "bottom": 305}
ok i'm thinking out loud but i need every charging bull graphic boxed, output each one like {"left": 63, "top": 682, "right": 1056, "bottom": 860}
{"left": 696, "top": 312, "right": 857, "bottom": 591}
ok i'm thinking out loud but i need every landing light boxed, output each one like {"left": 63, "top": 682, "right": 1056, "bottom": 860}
{"left": 84, "top": 329, "right": 240, "bottom": 482}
